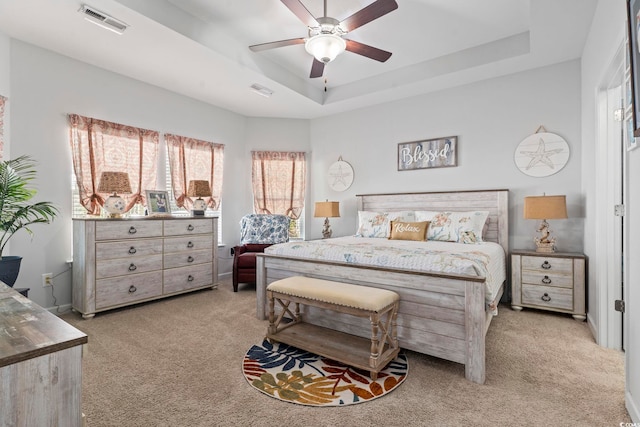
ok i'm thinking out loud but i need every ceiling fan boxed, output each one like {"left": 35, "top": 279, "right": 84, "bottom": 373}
{"left": 249, "top": 0, "right": 398, "bottom": 78}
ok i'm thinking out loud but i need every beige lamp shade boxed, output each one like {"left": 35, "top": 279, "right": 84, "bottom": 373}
{"left": 97, "top": 171, "right": 132, "bottom": 194}
{"left": 187, "top": 180, "right": 212, "bottom": 198}
{"left": 314, "top": 201, "right": 340, "bottom": 218}
{"left": 523, "top": 195, "right": 567, "bottom": 219}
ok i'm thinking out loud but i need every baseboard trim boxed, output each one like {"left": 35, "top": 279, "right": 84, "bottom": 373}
{"left": 46, "top": 303, "right": 73, "bottom": 316}
{"left": 627, "top": 390, "right": 640, "bottom": 423}
{"left": 218, "top": 272, "right": 231, "bottom": 279}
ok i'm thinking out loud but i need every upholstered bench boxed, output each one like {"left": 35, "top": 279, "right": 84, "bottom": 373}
{"left": 266, "top": 276, "right": 400, "bottom": 380}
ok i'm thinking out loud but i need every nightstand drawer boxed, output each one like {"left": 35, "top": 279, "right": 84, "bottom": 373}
{"left": 521, "top": 272, "right": 573, "bottom": 288}
{"left": 521, "top": 284, "right": 573, "bottom": 311}
{"left": 521, "top": 256, "right": 573, "bottom": 274}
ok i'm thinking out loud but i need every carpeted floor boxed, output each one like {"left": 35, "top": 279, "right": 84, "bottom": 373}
{"left": 62, "top": 277, "right": 631, "bottom": 427}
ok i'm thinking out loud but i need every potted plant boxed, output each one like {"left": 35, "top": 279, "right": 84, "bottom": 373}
{"left": 0, "top": 155, "right": 58, "bottom": 287}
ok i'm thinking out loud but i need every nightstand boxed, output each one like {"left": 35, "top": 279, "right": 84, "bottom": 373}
{"left": 511, "top": 250, "right": 586, "bottom": 321}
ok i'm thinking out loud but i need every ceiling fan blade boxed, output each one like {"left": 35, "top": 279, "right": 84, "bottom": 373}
{"left": 339, "top": 0, "right": 398, "bottom": 32}
{"left": 345, "top": 39, "right": 392, "bottom": 62}
{"left": 281, "top": 0, "right": 319, "bottom": 27}
{"left": 249, "top": 38, "right": 306, "bottom": 52}
{"left": 310, "top": 58, "right": 325, "bottom": 78}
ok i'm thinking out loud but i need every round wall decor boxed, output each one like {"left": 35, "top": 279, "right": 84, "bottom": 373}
{"left": 327, "top": 159, "right": 354, "bottom": 192}
{"left": 514, "top": 131, "right": 570, "bottom": 177}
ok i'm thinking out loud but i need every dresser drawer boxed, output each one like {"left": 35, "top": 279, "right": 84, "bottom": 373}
{"left": 96, "top": 254, "right": 163, "bottom": 279}
{"left": 96, "top": 238, "right": 163, "bottom": 261}
{"left": 521, "top": 284, "right": 573, "bottom": 311}
{"left": 521, "top": 256, "right": 573, "bottom": 274}
{"left": 164, "top": 263, "right": 213, "bottom": 294}
{"left": 163, "top": 235, "right": 213, "bottom": 254}
{"left": 521, "top": 271, "right": 573, "bottom": 288}
{"left": 164, "top": 219, "right": 213, "bottom": 236}
{"left": 164, "top": 248, "right": 213, "bottom": 269}
{"left": 95, "top": 220, "right": 162, "bottom": 241}
{"left": 96, "top": 271, "right": 163, "bottom": 309}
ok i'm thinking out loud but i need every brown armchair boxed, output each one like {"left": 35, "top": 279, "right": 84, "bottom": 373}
{"left": 232, "top": 214, "right": 290, "bottom": 292}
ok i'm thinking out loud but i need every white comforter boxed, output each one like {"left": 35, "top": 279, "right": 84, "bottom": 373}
{"left": 264, "top": 236, "right": 506, "bottom": 306}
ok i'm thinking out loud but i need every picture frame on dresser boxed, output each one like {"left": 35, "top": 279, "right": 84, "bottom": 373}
{"left": 145, "top": 190, "right": 170, "bottom": 215}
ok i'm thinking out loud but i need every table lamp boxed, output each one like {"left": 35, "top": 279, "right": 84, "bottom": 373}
{"left": 187, "top": 180, "right": 211, "bottom": 216}
{"left": 97, "top": 171, "right": 131, "bottom": 218}
{"left": 314, "top": 200, "right": 340, "bottom": 239}
{"left": 523, "top": 194, "right": 567, "bottom": 252}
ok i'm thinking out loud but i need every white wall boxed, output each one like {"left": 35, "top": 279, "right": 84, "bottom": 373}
{"left": 0, "top": 31, "right": 10, "bottom": 160}
{"left": 309, "top": 60, "right": 583, "bottom": 256}
{"left": 8, "top": 40, "right": 250, "bottom": 308}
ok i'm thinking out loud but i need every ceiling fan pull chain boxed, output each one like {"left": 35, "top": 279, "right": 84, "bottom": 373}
{"left": 324, "top": 78, "right": 328, "bottom": 92}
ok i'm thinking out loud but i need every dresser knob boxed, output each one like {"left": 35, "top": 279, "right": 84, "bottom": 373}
{"left": 187, "top": 275, "right": 194, "bottom": 282}
{"left": 187, "top": 241, "right": 194, "bottom": 248}
{"left": 541, "top": 293, "right": 551, "bottom": 302}
{"left": 128, "top": 246, "right": 137, "bottom": 254}
{"left": 128, "top": 226, "right": 137, "bottom": 234}
{"left": 187, "top": 224, "right": 194, "bottom": 231}
{"left": 541, "top": 276, "right": 552, "bottom": 284}
{"left": 128, "top": 263, "right": 137, "bottom": 271}
{"left": 541, "top": 261, "right": 551, "bottom": 270}
{"left": 129, "top": 285, "right": 137, "bottom": 293}
{"left": 187, "top": 256, "right": 194, "bottom": 263}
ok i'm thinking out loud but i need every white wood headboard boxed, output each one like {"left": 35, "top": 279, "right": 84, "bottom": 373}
{"left": 355, "top": 189, "right": 509, "bottom": 256}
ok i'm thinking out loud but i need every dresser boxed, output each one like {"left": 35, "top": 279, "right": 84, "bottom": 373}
{"left": 72, "top": 217, "right": 218, "bottom": 318}
{"left": 0, "top": 282, "right": 87, "bottom": 426}
{"left": 511, "top": 250, "right": 586, "bottom": 320}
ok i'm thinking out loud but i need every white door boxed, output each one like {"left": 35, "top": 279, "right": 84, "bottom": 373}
{"left": 624, "top": 99, "right": 640, "bottom": 422}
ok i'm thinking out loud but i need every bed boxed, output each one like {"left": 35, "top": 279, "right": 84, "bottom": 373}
{"left": 255, "top": 189, "right": 509, "bottom": 384}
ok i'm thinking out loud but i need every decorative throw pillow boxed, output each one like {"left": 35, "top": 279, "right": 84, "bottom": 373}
{"left": 425, "top": 211, "right": 489, "bottom": 243}
{"left": 356, "top": 211, "right": 416, "bottom": 238}
{"left": 388, "top": 221, "right": 429, "bottom": 241}
{"left": 240, "top": 214, "right": 291, "bottom": 244}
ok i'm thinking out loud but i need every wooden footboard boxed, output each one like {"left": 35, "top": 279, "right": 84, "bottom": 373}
{"left": 256, "top": 254, "right": 502, "bottom": 384}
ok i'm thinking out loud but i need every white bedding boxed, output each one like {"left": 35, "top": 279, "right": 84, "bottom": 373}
{"left": 264, "top": 236, "right": 506, "bottom": 307}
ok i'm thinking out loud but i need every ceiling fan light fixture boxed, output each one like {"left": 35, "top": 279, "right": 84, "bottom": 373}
{"left": 305, "top": 33, "right": 346, "bottom": 63}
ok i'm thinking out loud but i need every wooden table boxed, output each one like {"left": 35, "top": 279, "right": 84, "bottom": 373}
{"left": 0, "top": 282, "right": 88, "bottom": 426}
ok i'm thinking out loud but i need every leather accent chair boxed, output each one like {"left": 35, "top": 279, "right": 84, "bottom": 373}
{"left": 232, "top": 214, "right": 290, "bottom": 292}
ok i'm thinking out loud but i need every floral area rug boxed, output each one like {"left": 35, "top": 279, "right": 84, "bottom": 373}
{"left": 242, "top": 339, "right": 408, "bottom": 406}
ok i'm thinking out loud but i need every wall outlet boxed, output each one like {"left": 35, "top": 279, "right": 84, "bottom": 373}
{"left": 42, "top": 273, "right": 53, "bottom": 287}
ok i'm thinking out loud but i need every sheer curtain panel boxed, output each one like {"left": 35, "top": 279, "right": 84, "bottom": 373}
{"left": 251, "top": 151, "right": 306, "bottom": 219}
{"left": 69, "top": 114, "right": 159, "bottom": 215}
{"left": 165, "top": 134, "right": 224, "bottom": 210}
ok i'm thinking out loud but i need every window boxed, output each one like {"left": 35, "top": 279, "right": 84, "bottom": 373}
{"left": 251, "top": 151, "right": 306, "bottom": 239}
{"left": 70, "top": 117, "right": 224, "bottom": 244}
{"left": 0, "top": 95, "right": 6, "bottom": 160}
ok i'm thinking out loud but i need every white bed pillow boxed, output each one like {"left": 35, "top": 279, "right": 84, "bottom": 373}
{"left": 416, "top": 210, "right": 489, "bottom": 243}
{"left": 356, "top": 211, "right": 416, "bottom": 238}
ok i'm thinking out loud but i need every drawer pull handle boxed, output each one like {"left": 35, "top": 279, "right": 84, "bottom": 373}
{"left": 128, "top": 263, "right": 137, "bottom": 271}
{"left": 187, "top": 241, "right": 194, "bottom": 248}
{"left": 187, "top": 256, "right": 194, "bottom": 263}
{"left": 541, "top": 276, "right": 552, "bottom": 284}
{"left": 128, "top": 247, "right": 137, "bottom": 254}
{"left": 128, "top": 226, "right": 137, "bottom": 235}
{"left": 541, "top": 293, "right": 551, "bottom": 302}
{"left": 187, "top": 275, "right": 194, "bottom": 282}
{"left": 187, "top": 224, "right": 194, "bottom": 231}
{"left": 129, "top": 285, "right": 137, "bottom": 293}
{"left": 541, "top": 261, "right": 551, "bottom": 270}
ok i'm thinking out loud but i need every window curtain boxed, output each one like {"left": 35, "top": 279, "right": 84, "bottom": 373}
{"left": 165, "top": 134, "right": 224, "bottom": 210}
{"left": 0, "top": 95, "right": 6, "bottom": 161}
{"left": 69, "top": 114, "right": 159, "bottom": 215}
{"left": 251, "top": 151, "right": 306, "bottom": 219}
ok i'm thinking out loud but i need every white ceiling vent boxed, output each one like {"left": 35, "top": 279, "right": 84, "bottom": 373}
{"left": 250, "top": 83, "right": 273, "bottom": 98}
{"left": 79, "top": 5, "right": 128, "bottom": 35}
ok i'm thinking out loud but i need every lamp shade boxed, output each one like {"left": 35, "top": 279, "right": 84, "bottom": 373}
{"left": 97, "top": 171, "right": 131, "bottom": 194}
{"left": 523, "top": 195, "right": 567, "bottom": 220}
{"left": 305, "top": 34, "right": 346, "bottom": 63}
{"left": 187, "top": 180, "right": 212, "bottom": 198}
{"left": 314, "top": 201, "right": 340, "bottom": 218}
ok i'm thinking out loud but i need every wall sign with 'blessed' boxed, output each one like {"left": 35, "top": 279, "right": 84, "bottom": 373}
{"left": 397, "top": 136, "right": 457, "bottom": 171}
